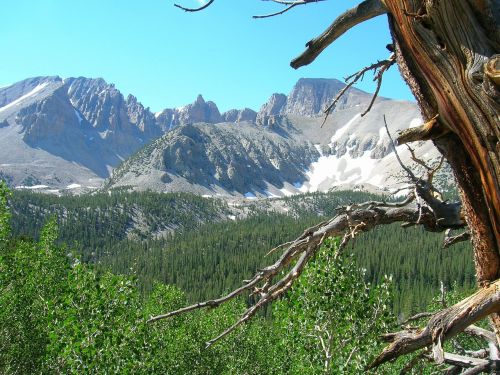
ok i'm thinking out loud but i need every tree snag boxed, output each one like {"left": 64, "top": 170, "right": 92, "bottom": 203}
{"left": 153, "top": 1, "right": 500, "bottom": 371}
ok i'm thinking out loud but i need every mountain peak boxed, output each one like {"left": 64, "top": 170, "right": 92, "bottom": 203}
{"left": 284, "top": 77, "right": 374, "bottom": 116}
{"left": 195, "top": 94, "right": 205, "bottom": 104}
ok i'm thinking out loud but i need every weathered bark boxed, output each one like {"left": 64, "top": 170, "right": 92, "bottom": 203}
{"left": 166, "top": 0, "right": 500, "bottom": 365}
{"left": 384, "top": 0, "right": 500, "bottom": 330}
{"left": 369, "top": 279, "right": 500, "bottom": 368}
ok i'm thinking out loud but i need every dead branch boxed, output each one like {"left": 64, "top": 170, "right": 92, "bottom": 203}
{"left": 402, "top": 311, "right": 434, "bottom": 325}
{"left": 149, "top": 194, "right": 465, "bottom": 347}
{"left": 174, "top": 0, "right": 215, "bottom": 12}
{"left": 441, "top": 352, "right": 489, "bottom": 368}
{"left": 253, "top": 0, "right": 325, "bottom": 19}
{"left": 464, "top": 325, "right": 500, "bottom": 361}
{"left": 384, "top": 116, "right": 463, "bottom": 230}
{"left": 321, "top": 55, "right": 395, "bottom": 126}
{"left": 444, "top": 229, "right": 471, "bottom": 249}
{"left": 368, "top": 279, "right": 500, "bottom": 369}
{"left": 461, "top": 362, "right": 497, "bottom": 375}
{"left": 406, "top": 144, "right": 433, "bottom": 172}
{"left": 396, "top": 114, "right": 450, "bottom": 145}
{"left": 290, "top": 0, "right": 387, "bottom": 69}
{"left": 383, "top": 115, "right": 417, "bottom": 182}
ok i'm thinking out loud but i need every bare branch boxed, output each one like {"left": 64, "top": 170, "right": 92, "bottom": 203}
{"left": 461, "top": 362, "right": 494, "bottom": 375}
{"left": 441, "top": 352, "right": 489, "bottom": 368}
{"left": 253, "top": 0, "right": 325, "bottom": 19}
{"left": 361, "top": 55, "right": 395, "bottom": 116}
{"left": 464, "top": 325, "right": 500, "bottom": 361}
{"left": 291, "top": 0, "right": 387, "bottom": 69}
{"left": 369, "top": 279, "right": 500, "bottom": 369}
{"left": 396, "top": 114, "right": 450, "bottom": 145}
{"left": 321, "top": 55, "right": 395, "bottom": 126}
{"left": 427, "top": 155, "right": 445, "bottom": 185}
{"left": 406, "top": 144, "right": 433, "bottom": 172}
{"left": 149, "top": 197, "right": 465, "bottom": 346}
{"left": 174, "top": 0, "right": 215, "bottom": 12}
{"left": 444, "top": 229, "right": 471, "bottom": 248}
{"left": 383, "top": 115, "right": 417, "bottom": 182}
{"left": 401, "top": 311, "right": 434, "bottom": 325}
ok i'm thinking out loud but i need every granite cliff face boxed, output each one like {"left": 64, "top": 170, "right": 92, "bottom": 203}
{"left": 0, "top": 76, "right": 163, "bottom": 191}
{"left": 256, "top": 78, "right": 378, "bottom": 123}
{"left": 284, "top": 78, "right": 375, "bottom": 116}
{"left": 155, "top": 95, "right": 223, "bottom": 130}
{"left": 66, "top": 77, "right": 161, "bottom": 156}
{"left": 221, "top": 108, "right": 257, "bottom": 123}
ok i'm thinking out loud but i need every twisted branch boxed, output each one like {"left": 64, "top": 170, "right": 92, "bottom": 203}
{"left": 253, "top": 0, "right": 326, "bottom": 19}
{"left": 291, "top": 0, "right": 387, "bottom": 69}
{"left": 321, "top": 55, "right": 395, "bottom": 126}
{"left": 174, "top": 0, "right": 215, "bottom": 12}
{"left": 369, "top": 280, "right": 500, "bottom": 369}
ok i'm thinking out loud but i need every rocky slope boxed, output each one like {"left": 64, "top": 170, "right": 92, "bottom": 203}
{"left": 0, "top": 75, "right": 443, "bottom": 197}
{"left": 0, "top": 76, "right": 165, "bottom": 192}
{"left": 107, "top": 97, "right": 438, "bottom": 197}
{"left": 105, "top": 121, "right": 319, "bottom": 196}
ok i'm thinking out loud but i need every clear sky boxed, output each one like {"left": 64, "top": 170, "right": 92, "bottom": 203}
{"left": 0, "top": 0, "right": 414, "bottom": 113}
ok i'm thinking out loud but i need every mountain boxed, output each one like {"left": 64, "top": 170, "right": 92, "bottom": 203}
{"left": 0, "top": 75, "right": 443, "bottom": 197}
{"left": 105, "top": 121, "right": 319, "bottom": 196}
{"left": 107, "top": 79, "right": 442, "bottom": 197}
{"left": 0, "top": 76, "right": 163, "bottom": 192}
{"left": 107, "top": 100, "right": 438, "bottom": 197}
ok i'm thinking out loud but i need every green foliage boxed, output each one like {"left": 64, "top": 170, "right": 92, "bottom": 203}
{"left": 3, "top": 187, "right": 480, "bottom": 374}
{"left": 1, "top": 188, "right": 412, "bottom": 374}
{"left": 0, "top": 214, "right": 67, "bottom": 373}
{"left": 9, "top": 189, "right": 474, "bottom": 318}
{"left": 349, "top": 224, "right": 475, "bottom": 317}
{"left": 0, "top": 181, "right": 11, "bottom": 245}
{"left": 273, "top": 238, "right": 395, "bottom": 374}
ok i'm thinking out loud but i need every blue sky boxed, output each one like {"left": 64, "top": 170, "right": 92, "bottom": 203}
{"left": 0, "top": 0, "right": 414, "bottom": 112}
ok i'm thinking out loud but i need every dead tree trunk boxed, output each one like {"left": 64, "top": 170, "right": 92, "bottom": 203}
{"left": 382, "top": 0, "right": 500, "bottom": 333}
{"left": 157, "top": 0, "right": 500, "bottom": 368}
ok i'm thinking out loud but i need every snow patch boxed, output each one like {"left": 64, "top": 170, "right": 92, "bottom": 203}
{"left": 314, "top": 144, "right": 323, "bottom": 156}
{"left": 376, "top": 126, "right": 386, "bottom": 146}
{"left": 98, "top": 130, "right": 109, "bottom": 139}
{"left": 15, "top": 185, "right": 48, "bottom": 190}
{"left": 66, "top": 183, "right": 81, "bottom": 189}
{"left": 265, "top": 190, "right": 280, "bottom": 198}
{"left": 301, "top": 149, "right": 380, "bottom": 193}
{"left": 244, "top": 192, "right": 257, "bottom": 199}
{"left": 279, "top": 188, "right": 295, "bottom": 197}
{"left": 74, "top": 109, "right": 83, "bottom": 124}
{"left": 330, "top": 113, "right": 360, "bottom": 144}
{"left": 0, "top": 82, "right": 49, "bottom": 114}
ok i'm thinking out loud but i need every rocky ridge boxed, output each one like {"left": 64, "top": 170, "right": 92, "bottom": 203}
{"left": 0, "top": 75, "right": 442, "bottom": 197}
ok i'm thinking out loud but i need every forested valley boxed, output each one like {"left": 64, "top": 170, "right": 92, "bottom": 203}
{"left": 1, "top": 182, "right": 482, "bottom": 373}
{"left": 9, "top": 187, "right": 474, "bottom": 316}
